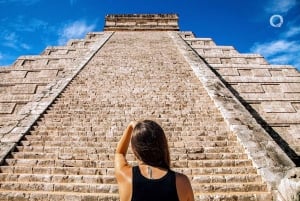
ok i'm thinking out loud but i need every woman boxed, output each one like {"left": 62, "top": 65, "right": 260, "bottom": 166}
{"left": 115, "top": 120, "right": 194, "bottom": 201}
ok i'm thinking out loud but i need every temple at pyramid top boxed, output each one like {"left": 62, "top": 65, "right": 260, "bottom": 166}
{"left": 104, "top": 13, "right": 179, "bottom": 31}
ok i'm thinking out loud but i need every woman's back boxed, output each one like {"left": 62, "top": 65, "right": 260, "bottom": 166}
{"left": 131, "top": 166, "right": 179, "bottom": 201}
{"left": 114, "top": 120, "right": 195, "bottom": 201}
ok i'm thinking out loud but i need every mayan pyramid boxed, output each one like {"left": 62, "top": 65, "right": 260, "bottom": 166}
{"left": 0, "top": 14, "right": 299, "bottom": 201}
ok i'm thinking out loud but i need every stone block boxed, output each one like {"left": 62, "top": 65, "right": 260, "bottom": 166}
{"left": 11, "top": 84, "right": 37, "bottom": 94}
{"left": 231, "top": 57, "right": 247, "bottom": 64}
{"left": 262, "top": 84, "right": 282, "bottom": 93}
{"left": 233, "top": 83, "right": 264, "bottom": 93}
{"left": 246, "top": 57, "right": 268, "bottom": 64}
{"left": 269, "top": 69, "right": 284, "bottom": 77}
{"left": 0, "top": 94, "right": 32, "bottom": 102}
{"left": 261, "top": 101, "right": 296, "bottom": 113}
{"left": 238, "top": 69, "right": 252, "bottom": 76}
{"left": 262, "top": 113, "right": 300, "bottom": 124}
{"left": 282, "top": 83, "right": 300, "bottom": 93}
{"left": 252, "top": 69, "right": 272, "bottom": 77}
{"left": 0, "top": 103, "right": 16, "bottom": 114}
{"left": 283, "top": 68, "right": 300, "bottom": 77}
{"left": 217, "top": 68, "right": 240, "bottom": 76}
{"left": 205, "top": 57, "right": 221, "bottom": 64}
{"left": 9, "top": 70, "right": 27, "bottom": 78}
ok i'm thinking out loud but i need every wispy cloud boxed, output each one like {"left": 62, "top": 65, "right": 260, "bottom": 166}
{"left": 265, "top": 0, "right": 297, "bottom": 13}
{"left": 58, "top": 20, "right": 96, "bottom": 45}
{"left": 250, "top": 26, "right": 300, "bottom": 69}
{"left": 251, "top": 40, "right": 300, "bottom": 57}
{"left": 1, "top": 31, "right": 31, "bottom": 51}
{"left": 283, "top": 26, "right": 300, "bottom": 38}
{"left": 0, "top": 16, "right": 49, "bottom": 53}
{"left": 2, "top": 32, "right": 19, "bottom": 49}
{"left": 5, "top": 16, "right": 49, "bottom": 32}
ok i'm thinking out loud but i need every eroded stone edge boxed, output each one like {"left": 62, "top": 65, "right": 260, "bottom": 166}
{"left": 169, "top": 31, "right": 297, "bottom": 200}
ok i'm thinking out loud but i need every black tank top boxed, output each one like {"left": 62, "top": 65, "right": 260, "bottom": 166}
{"left": 131, "top": 166, "right": 180, "bottom": 201}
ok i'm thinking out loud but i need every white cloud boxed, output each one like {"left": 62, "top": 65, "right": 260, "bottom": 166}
{"left": 284, "top": 26, "right": 300, "bottom": 38}
{"left": 1, "top": 31, "right": 31, "bottom": 51}
{"left": 251, "top": 38, "right": 300, "bottom": 69}
{"left": 251, "top": 40, "right": 300, "bottom": 57}
{"left": 266, "top": 0, "right": 297, "bottom": 13}
{"left": 20, "top": 43, "right": 31, "bottom": 50}
{"left": 7, "top": 16, "right": 49, "bottom": 32}
{"left": 58, "top": 20, "right": 96, "bottom": 45}
{"left": 2, "top": 32, "right": 18, "bottom": 49}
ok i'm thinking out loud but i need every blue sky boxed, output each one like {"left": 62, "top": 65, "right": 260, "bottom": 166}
{"left": 0, "top": 0, "right": 299, "bottom": 70}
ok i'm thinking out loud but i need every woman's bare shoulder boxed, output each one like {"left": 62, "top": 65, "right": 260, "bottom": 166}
{"left": 175, "top": 172, "right": 190, "bottom": 183}
{"left": 175, "top": 172, "right": 195, "bottom": 201}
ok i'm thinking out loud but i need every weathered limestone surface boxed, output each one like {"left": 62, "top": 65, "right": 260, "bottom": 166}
{"left": 0, "top": 30, "right": 273, "bottom": 200}
{"left": 179, "top": 31, "right": 299, "bottom": 200}
{"left": 183, "top": 34, "right": 300, "bottom": 160}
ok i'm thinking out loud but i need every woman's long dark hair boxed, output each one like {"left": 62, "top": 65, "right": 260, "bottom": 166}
{"left": 131, "top": 120, "right": 170, "bottom": 169}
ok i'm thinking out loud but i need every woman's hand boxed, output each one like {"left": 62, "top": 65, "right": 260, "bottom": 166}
{"left": 129, "top": 121, "right": 138, "bottom": 129}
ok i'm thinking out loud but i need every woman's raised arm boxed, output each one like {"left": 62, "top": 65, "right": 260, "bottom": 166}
{"left": 115, "top": 121, "right": 137, "bottom": 171}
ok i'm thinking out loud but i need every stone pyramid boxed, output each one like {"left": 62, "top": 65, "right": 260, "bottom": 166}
{"left": 0, "top": 14, "right": 299, "bottom": 201}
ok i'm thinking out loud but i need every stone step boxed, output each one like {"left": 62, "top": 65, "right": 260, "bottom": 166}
{"left": 0, "top": 181, "right": 267, "bottom": 194}
{"left": 19, "top": 140, "right": 239, "bottom": 148}
{"left": 191, "top": 174, "right": 262, "bottom": 183}
{"left": 192, "top": 182, "right": 268, "bottom": 193}
{"left": 31, "top": 121, "right": 227, "bottom": 131}
{"left": 0, "top": 166, "right": 114, "bottom": 175}
{"left": 0, "top": 182, "right": 118, "bottom": 194}
{"left": 4, "top": 159, "right": 114, "bottom": 168}
{"left": 195, "top": 192, "right": 272, "bottom": 201}
{"left": 22, "top": 135, "right": 238, "bottom": 144}
{"left": 5, "top": 158, "right": 253, "bottom": 168}
{"left": 19, "top": 141, "right": 119, "bottom": 147}
{"left": 11, "top": 151, "right": 248, "bottom": 161}
{"left": 0, "top": 190, "right": 118, "bottom": 201}
{"left": 1, "top": 166, "right": 258, "bottom": 176}
{"left": 16, "top": 145, "right": 245, "bottom": 154}
{"left": 10, "top": 152, "right": 115, "bottom": 161}
{"left": 28, "top": 130, "right": 232, "bottom": 138}
{"left": 0, "top": 173, "right": 116, "bottom": 184}
{"left": 0, "top": 190, "right": 272, "bottom": 201}
{"left": 0, "top": 173, "right": 262, "bottom": 184}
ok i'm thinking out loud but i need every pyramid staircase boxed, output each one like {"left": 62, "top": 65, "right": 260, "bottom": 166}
{"left": 0, "top": 30, "right": 278, "bottom": 200}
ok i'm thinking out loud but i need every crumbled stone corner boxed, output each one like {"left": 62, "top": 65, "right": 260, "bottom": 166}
{"left": 277, "top": 168, "right": 300, "bottom": 201}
